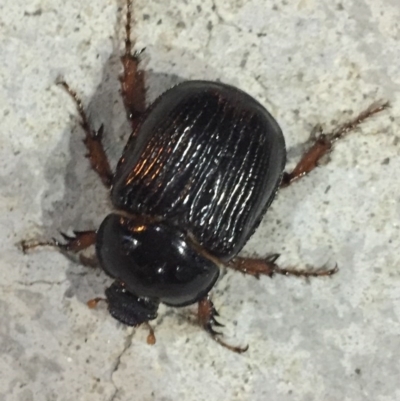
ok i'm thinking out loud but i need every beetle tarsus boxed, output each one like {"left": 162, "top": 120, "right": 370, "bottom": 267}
{"left": 281, "top": 100, "right": 389, "bottom": 187}
{"left": 143, "top": 322, "right": 156, "bottom": 345}
{"left": 198, "top": 297, "right": 248, "bottom": 354}
{"left": 20, "top": 239, "right": 58, "bottom": 253}
{"left": 21, "top": 230, "right": 96, "bottom": 256}
{"left": 120, "top": 0, "right": 146, "bottom": 122}
{"left": 229, "top": 255, "right": 338, "bottom": 279}
{"left": 124, "top": 0, "right": 133, "bottom": 55}
{"left": 272, "top": 264, "right": 339, "bottom": 278}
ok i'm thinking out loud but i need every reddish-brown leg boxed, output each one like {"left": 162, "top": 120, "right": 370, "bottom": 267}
{"left": 120, "top": 0, "right": 146, "bottom": 126}
{"left": 281, "top": 101, "right": 389, "bottom": 187}
{"left": 143, "top": 322, "right": 156, "bottom": 345}
{"left": 21, "top": 230, "right": 97, "bottom": 254}
{"left": 228, "top": 254, "right": 338, "bottom": 278}
{"left": 198, "top": 296, "right": 248, "bottom": 353}
{"left": 87, "top": 297, "right": 107, "bottom": 309}
{"left": 58, "top": 81, "right": 113, "bottom": 188}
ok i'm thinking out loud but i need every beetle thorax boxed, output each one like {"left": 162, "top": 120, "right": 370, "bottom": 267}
{"left": 96, "top": 213, "right": 220, "bottom": 307}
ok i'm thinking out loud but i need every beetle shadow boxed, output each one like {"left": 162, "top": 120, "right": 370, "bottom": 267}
{"left": 39, "top": 50, "right": 186, "bottom": 305}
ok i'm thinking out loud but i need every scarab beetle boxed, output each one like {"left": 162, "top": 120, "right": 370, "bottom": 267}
{"left": 22, "top": 1, "right": 388, "bottom": 352}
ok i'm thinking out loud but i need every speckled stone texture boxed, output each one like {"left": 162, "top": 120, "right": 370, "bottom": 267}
{"left": 1, "top": 0, "right": 400, "bottom": 400}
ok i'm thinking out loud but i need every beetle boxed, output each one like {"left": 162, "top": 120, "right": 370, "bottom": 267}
{"left": 22, "top": 1, "right": 388, "bottom": 352}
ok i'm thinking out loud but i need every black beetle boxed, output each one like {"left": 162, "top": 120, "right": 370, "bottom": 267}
{"left": 22, "top": 1, "right": 388, "bottom": 352}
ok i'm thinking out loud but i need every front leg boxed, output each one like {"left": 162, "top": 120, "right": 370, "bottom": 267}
{"left": 198, "top": 296, "right": 248, "bottom": 354}
{"left": 228, "top": 254, "right": 338, "bottom": 278}
{"left": 281, "top": 101, "right": 389, "bottom": 187}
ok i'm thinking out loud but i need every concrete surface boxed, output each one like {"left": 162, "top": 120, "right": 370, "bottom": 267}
{"left": 1, "top": 0, "right": 400, "bottom": 400}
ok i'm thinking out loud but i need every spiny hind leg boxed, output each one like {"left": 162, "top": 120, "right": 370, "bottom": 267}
{"left": 198, "top": 296, "right": 248, "bottom": 354}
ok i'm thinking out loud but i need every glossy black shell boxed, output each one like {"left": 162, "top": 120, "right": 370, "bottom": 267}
{"left": 111, "top": 80, "right": 286, "bottom": 261}
{"left": 96, "top": 214, "right": 220, "bottom": 307}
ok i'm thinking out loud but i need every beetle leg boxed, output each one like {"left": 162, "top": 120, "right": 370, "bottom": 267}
{"left": 120, "top": 0, "right": 146, "bottom": 125}
{"left": 143, "top": 322, "right": 157, "bottom": 345}
{"left": 281, "top": 101, "right": 389, "bottom": 187}
{"left": 198, "top": 296, "right": 248, "bottom": 354}
{"left": 21, "top": 230, "right": 97, "bottom": 254}
{"left": 87, "top": 297, "right": 107, "bottom": 309}
{"left": 228, "top": 254, "right": 338, "bottom": 278}
{"left": 58, "top": 80, "right": 113, "bottom": 188}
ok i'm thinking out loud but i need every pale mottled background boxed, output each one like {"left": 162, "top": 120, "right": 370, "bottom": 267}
{"left": 1, "top": 0, "right": 400, "bottom": 400}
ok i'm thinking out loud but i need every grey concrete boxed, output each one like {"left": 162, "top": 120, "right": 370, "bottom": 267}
{"left": 1, "top": 0, "right": 400, "bottom": 400}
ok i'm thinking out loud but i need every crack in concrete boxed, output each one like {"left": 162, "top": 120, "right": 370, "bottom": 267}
{"left": 0, "top": 279, "right": 68, "bottom": 294}
{"left": 108, "top": 328, "right": 135, "bottom": 401}
{"left": 15, "top": 279, "right": 68, "bottom": 287}
{"left": 254, "top": 74, "right": 269, "bottom": 93}
{"left": 205, "top": 22, "right": 213, "bottom": 52}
